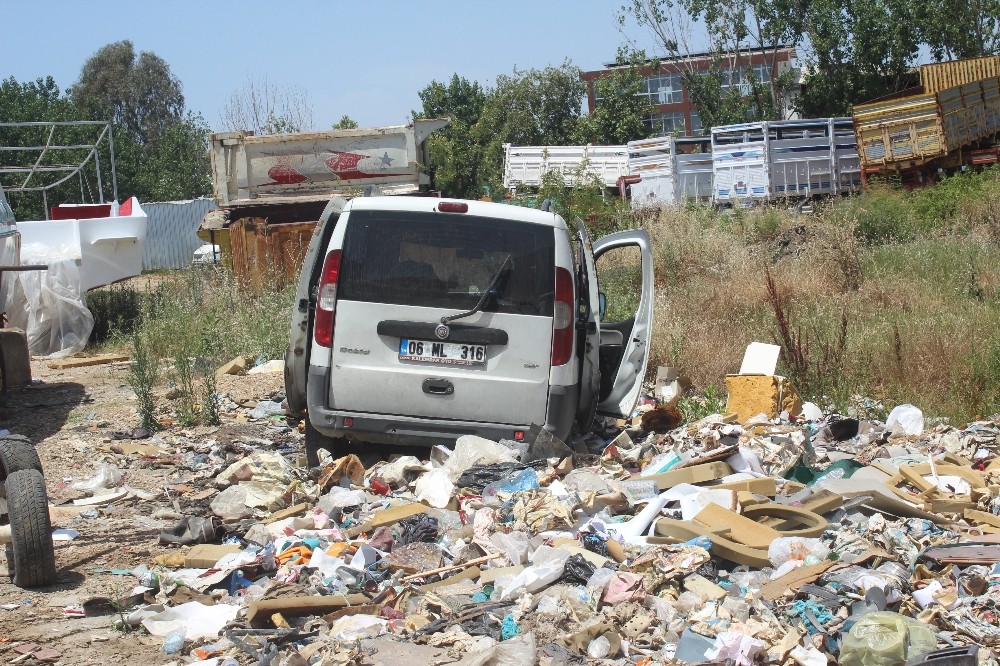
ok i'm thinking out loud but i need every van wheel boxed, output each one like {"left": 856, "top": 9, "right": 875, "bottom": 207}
{"left": 304, "top": 419, "right": 347, "bottom": 468}
{"left": 5, "top": 469, "right": 57, "bottom": 588}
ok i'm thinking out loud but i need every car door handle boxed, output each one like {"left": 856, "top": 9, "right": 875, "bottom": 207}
{"left": 422, "top": 379, "right": 454, "bottom": 396}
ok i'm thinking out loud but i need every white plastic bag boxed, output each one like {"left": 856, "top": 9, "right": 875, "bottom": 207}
{"left": 72, "top": 463, "right": 122, "bottom": 493}
{"left": 886, "top": 404, "right": 924, "bottom": 436}
{"left": 415, "top": 468, "right": 454, "bottom": 509}
{"left": 768, "top": 537, "right": 830, "bottom": 567}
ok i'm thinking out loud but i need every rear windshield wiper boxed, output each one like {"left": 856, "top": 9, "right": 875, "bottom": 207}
{"left": 441, "top": 254, "right": 512, "bottom": 324}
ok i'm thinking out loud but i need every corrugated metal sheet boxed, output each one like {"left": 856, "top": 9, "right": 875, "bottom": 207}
{"left": 229, "top": 218, "right": 315, "bottom": 292}
{"left": 920, "top": 56, "right": 1000, "bottom": 94}
{"left": 142, "top": 199, "right": 216, "bottom": 270}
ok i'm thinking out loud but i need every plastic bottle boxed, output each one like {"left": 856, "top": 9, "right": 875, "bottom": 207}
{"left": 162, "top": 628, "right": 185, "bottom": 654}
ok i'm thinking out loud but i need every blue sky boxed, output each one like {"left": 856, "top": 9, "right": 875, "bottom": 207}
{"left": 3, "top": 0, "right": 663, "bottom": 130}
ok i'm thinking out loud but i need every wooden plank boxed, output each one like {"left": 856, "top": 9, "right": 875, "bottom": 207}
{"left": 247, "top": 593, "right": 370, "bottom": 627}
{"left": 760, "top": 560, "right": 835, "bottom": 601}
{"left": 48, "top": 354, "right": 130, "bottom": 369}
{"left": 965, "top": 509, "right": 1000, "bottom": 529}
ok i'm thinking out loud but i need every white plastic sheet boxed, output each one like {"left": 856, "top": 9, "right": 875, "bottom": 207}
{"left": 141, "top": 601, "right": 238, "bottom": 640}
{"left": 6, "top": 243, "right": 94, "bottom": 357}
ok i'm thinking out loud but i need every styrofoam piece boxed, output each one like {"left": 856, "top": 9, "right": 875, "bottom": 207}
{"left": 16, "top": 198, "right": 147, "bottom": 291}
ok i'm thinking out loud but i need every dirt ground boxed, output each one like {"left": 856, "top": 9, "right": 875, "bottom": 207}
{"left": 0, "top": 357, "right": 288, "bottom": 665}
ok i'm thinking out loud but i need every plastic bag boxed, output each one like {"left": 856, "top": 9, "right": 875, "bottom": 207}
{"left": 886, "top": 404, "right": 924, "bottom": 436}
{"left": 768, "top": 537, "right": 830, "bottom": 567}
{"left": 71, "top": 463, "right": 121, "bottom": 493}
{"left": 490, "top": 531, "right": 531, "bottom": 565}
{"left": 248, "top": 400, "right": 285, "bottom": 419}
{"left": 415, "top": 468, "right": 455, "bottom": 509}
{"left": 840, "top": 612, "right": 937, "bottom": 666}
{"left": 210, "top": 485, "right": 253, "bottom": 520}
{"left": 466, "top": 631, "right": 537, "bottom": 666}
{"left": 444, "top": 435, "right": 519, "bottom": 481}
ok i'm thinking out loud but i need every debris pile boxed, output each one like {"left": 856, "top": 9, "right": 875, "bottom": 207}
{"left": 13, "top": 350, "right": 1000, "bottom": 666}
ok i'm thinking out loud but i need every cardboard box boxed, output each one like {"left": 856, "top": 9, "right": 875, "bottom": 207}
{"left": 724, "top": 374, "right": 802, "bottom": 422}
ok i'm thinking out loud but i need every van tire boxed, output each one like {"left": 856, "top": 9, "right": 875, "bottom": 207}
{"left": 5, "top": 469, "right": 57, "bottom": 588}
{"left": 304, "top": 418, "right": 346, "bottom": 468}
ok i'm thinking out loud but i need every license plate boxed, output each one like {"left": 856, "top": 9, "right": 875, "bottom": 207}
{"left": 399, "top": 338, "right": 486, "bottom": 366}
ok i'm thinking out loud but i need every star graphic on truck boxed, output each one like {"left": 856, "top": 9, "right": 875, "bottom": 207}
{"left": 379, "top": 152, "right": 393, "bottom": 166}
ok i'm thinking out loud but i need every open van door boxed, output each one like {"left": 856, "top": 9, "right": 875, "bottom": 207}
{"left": 284, "top": 197, "right": 347, "bottom": 413}
{"left": 574, "top": 220, "right": 601, "bottom": 431}
{"left": 592, "top": 229, "right": 654, "bottom": 418}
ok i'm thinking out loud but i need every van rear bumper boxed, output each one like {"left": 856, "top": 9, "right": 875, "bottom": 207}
{"left": 307, "top": 366, "right": 576, "bottom": 447}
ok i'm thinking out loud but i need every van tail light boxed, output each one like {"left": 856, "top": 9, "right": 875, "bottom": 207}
{"left": 314, "top": 250, "right": 342, "bottom": 348}
{"left": 551, "top": 267, "right": 574, "bottom": 366}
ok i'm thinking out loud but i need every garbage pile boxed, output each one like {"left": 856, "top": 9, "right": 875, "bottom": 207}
{"left": 37, "top": 352, "right": 1000, "bottom": 666}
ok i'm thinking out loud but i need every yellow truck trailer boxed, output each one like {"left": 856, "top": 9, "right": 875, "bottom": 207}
{"left": 852, "top": 56, "right": 1000, "bottom": 182}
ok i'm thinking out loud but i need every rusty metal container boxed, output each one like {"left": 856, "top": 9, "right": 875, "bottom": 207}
{"left": 920, "top": 55, "right": 1000, "bottom": 93}
{"left": 228, "top": 218, "right": 315, "bottom": 293}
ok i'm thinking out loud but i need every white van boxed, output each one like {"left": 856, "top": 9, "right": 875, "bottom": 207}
{"left": 284, "top": 196, "right": 654, "bottom": 465}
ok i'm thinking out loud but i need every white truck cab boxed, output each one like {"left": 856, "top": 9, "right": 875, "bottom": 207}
{"left": 285, "top": 196, "right": 653, "bottom": 465}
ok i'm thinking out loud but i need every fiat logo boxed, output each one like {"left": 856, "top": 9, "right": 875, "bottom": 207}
{"left": 435, "top": 324, "right": 450, "bottom": 340}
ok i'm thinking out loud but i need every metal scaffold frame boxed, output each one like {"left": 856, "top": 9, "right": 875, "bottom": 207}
{"left": 0, "top": 120, "right": 117, "bottom": 219}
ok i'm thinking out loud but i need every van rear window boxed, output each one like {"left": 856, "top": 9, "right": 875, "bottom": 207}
{"left": 338, "top": 210, "right": 555, "bottom": 317}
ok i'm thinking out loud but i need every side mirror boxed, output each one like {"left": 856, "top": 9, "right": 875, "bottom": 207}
{"left": 598, "top": 292, "right": 607, "bottom": 320}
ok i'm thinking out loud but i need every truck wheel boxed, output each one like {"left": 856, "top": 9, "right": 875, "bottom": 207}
{"left": 5, "top": 469, "right": 57, "bottom": 588}
{"left": 0, "top": 436, "right": 43, "bottom": 478}
{"left": 304, "top": 418, "right": 346, "bottom": 468}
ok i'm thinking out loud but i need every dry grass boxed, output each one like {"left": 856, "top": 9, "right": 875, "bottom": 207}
{"left": 628, "top": 167, "right": 1000, "bottom": 423}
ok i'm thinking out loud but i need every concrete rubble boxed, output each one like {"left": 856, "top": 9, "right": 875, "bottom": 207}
{"left": 17, "top": 365, "right": 1000, "bottom": 666}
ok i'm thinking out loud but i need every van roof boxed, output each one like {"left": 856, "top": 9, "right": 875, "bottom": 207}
{"left": 345, "top": 196, "right": 568, "bottom": 229}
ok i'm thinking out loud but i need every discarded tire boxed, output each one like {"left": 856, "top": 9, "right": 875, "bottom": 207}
{"left": 5, "top": 469, "right": 56, "bottom": 588}
{"left": 0, "top": 435, "right": 42, "bottom": 477}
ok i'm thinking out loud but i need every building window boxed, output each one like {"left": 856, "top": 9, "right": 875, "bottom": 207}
{"left": 644, "top": 111, "right": 687, "bottom": 135}
{"left": 752, "top": 63, "right": 772, "bottom": 83}
{"left": 642, "top": 73, "right": 683, "bottom": 104}
{"left": 689, "top": 112, "right": 702, "bottom": 135}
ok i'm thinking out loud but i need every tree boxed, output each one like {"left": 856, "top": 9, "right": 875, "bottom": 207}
{"left": 332, "top": 115, "right": 359, "bottom": 129}
{"left": 574, "top": 50, "right": 655, "bottom": 144}
{"left": 917, "top": 0, "right": 1000, "bottom": 60}
{"left": 220, "top": 76, "right": 315, "bottom": 134}
{"left": 797, "top": 0, "right": 921, "bottom": 116}
{"left": 133, "top": 112, "right": 212, "bottom": 202}
{"left": 413, "top": 74, "right": 488, "bottom": 198}
{"left": 622, "top": 0, "right": 806, "bottom": 126}
{"left": 72, "top": 40, "right": 185, "bottom": 148}
{"left": 473, "top": 62, "right": 588, "bottom": 192}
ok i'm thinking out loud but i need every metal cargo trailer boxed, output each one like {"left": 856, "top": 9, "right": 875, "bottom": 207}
{"left": 712, "top": 118, "right": 854, "bottom": 205}
{"left": 920, "top": 55, "right": 1000, "bottom": 94}
{"left": 502, "top": 144, "right": 629, "bottom": 190}
{"left": 711, "top": 123, "right": 770, "bottom": 205}
{"left": 626, "top": 135, "right": 712, "bottom": 209}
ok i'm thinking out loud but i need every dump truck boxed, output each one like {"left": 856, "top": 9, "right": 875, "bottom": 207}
{"left": 852, "top": 55, "right": 1000, "bottom": 183}
{"left": 199, "top": 119, "right": 449, "bottom": 290}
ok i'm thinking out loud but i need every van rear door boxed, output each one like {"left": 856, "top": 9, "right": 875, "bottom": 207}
{"left": 327, "top": 208, "right": 556, "bottom": 426}
{"left": 592, "top": 230, "right": 654, "bottom": 418}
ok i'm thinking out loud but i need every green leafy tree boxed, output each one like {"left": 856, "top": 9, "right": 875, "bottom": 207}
{"left": 332, "top": 115, "right": 359, "bottom": 129}
{"left": 575, "top": 50, "right": 655, "bottom": 144}
{"left": 474, "top": 61, "right": 588, "bottom": 193}
{"left": 72, "top": 40, "right": 185, "bottom": 148}
{"left": 622, "top": 0, "right": 806, "bottom": 125}
{"left": 413, "top": 74, "right": 488, "bottom": 198}
{"left": 917, "top": 0, "right": 1000, "bottom": 60}
{"left": 798, "top": 0, "right": 921, "bottom": 116}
